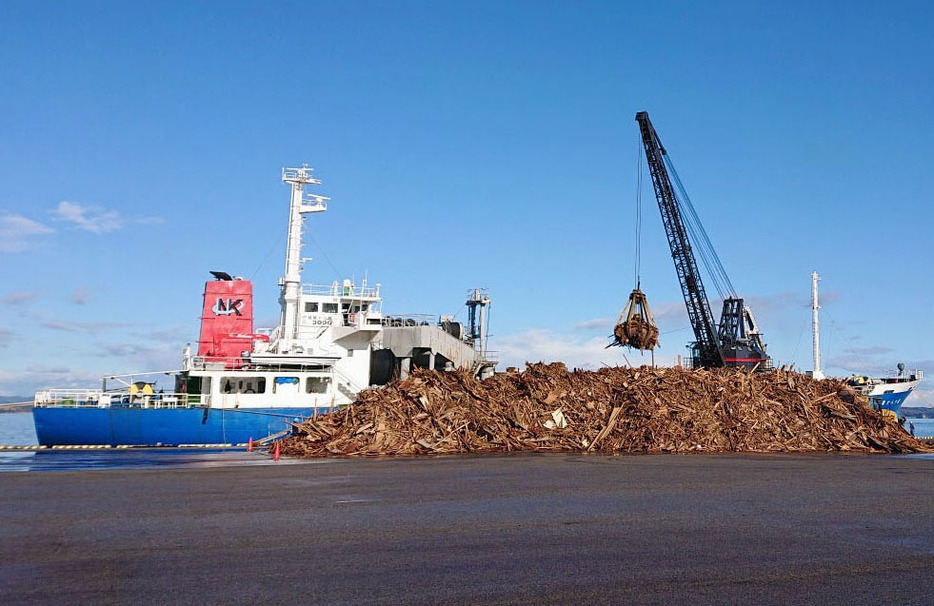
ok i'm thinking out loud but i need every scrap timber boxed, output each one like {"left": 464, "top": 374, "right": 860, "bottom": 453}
{"left": 611, "top": 288, "right": 660, "bottom": 350}
{"left": 277, "top": 363, "right": 929, "bottom": 457}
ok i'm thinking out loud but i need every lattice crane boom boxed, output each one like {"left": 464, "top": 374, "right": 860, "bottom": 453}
{"left": 635, "top": 111, "right": 722, "bottom": 367}
{"left": 635, "top": 112, "right": 770, "bottom": 369}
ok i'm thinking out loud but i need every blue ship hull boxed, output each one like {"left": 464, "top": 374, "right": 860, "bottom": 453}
{"left": 871, "top": 390, "right": 912, "bottom": 417}
{"left": 32, "top": 406, "right": 326, "bottom": 446}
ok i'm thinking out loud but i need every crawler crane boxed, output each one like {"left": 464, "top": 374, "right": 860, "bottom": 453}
{"left": 636, "top": 111, "right": 770, "bottom": 370}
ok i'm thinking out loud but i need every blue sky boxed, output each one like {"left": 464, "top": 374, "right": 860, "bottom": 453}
{"left": 1, "top": 1, "right": 932, "bottom": 403}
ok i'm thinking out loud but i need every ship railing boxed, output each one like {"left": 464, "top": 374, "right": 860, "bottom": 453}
{"left": 300, "top": 283, "right": 381, "bottom": 298}
{"left": 189, "top": 356, "right": 335, "bottom": 373}
{"left": 34, "top": 389, "right": 209, "bottom": 409}
{"left": 381, "top": 314, "right": 437, "bottom": 328}
{"left": 188, "top": 356, "right": 252, "bottom": 371}
{"left": 871, "top": 369, "right": 924, "bottom": 383}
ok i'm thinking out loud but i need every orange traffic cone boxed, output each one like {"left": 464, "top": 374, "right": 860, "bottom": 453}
{"left": 273, "top": 441, "right": 280, "bottom": 462}
{"left": 247, "top": 437, "right": 253, "bottom": 452}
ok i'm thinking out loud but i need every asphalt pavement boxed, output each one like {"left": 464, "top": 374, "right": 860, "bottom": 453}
{"left": 2, "top": 452, "right": 933, "bottom": 605}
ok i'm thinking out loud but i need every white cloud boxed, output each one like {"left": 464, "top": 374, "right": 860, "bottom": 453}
{"left": 824, "top": 351, "right": 929, "bottom": 376}
{"left": 0, "top": 336, "right": 188, "bottom": 397}
{"left": 50, "top": 201, "right": 164, "bottom": 234}
{"left": 823, "top": 355, "right": 884, "bottom": 375}
{"left": 906, "top": 383, "right": 934, "bottom": 407}
{"left": 651, "top": 301, "right": 689, "bottom": 326}
{"left": 0, "top": 366, "right": 101, "bottom": 398}
{"left": 97, "top": 341, "right": 183, "bottom": 372}
{"left": 0, "top": 324, "right": 190, "bottom": 395}
{"left": 495, "top": 328, "right": 672, "bottom": 371}
{"left": 0, "top": 213, "right": 54, "bottom": 252}
{"left": 2, "top": 290, "right": 41, "bottom": 305}
{"left": 51, "top": 201, "right": 123, "bottom": 234}
{"left": 98, "top": 325, "right": 192, "bottom": 366}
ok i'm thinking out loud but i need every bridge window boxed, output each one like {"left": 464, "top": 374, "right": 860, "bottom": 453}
{"left": 306, "top": 377, "right": 330, "bottom": 394}
{"left": 221, "top": 377, "right": 266, "bottom": 394}
{"left": 304, "top": 302, "right": 319, "bottom": 313}
{"left": 323, "top": 303, "right": 339, "bottom": 314}
{"left": 177, "top": 375, "right": 212, "bottom": 395}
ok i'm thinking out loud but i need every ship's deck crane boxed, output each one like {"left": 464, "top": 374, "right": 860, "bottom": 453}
{"left": 635, "top": 111, "right": 769, "bottom": 370}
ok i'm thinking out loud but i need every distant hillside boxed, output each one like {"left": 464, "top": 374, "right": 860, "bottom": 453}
{"left": 902, "top": 406, "right": 934, "bottom": 419}
{"left": 0, "top": 397, "right": 32, "bottom": 413}
{"left": 0, "top": 396, "right": 30, "bottom": 404}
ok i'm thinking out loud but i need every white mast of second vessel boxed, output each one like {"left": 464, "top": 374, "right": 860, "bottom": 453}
{"left": 278, "top": 165, "right": 329, "bottom": 353}
{"left": 811, "top": 271, "right": 824, "bottom": 380}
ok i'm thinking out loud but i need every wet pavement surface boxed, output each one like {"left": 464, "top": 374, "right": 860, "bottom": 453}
{"left": 0, "top": 447, "right": 290, "bottom": 473}
{"left": 2, "top": 452, "right": 933, "bottom": 605}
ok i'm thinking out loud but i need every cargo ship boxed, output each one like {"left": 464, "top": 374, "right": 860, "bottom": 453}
{"left": 846, "top": 366, "right": 923, "bottom": 419}
{"left": 809, "top": 271, "right": 922, "bottom": 419}
{"left": 32, "top": 166, "right": 496, "bottom": 446}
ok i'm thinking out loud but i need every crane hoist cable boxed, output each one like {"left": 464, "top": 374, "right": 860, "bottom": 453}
{"left": 634, "top": 138, "right": 643, "bottom": 289}
{"left": 610, "top": 138, "right": 659, "bottom": 352}
{"left": 667, "top": 158, "right": 729, "bottom": 297}
{"left": 664, "top": 155, "right": 736, "bottom": 299}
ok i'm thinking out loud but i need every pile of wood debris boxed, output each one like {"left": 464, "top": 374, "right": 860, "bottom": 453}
{"left": 277, "top": 363, "right": 928, "bottom": 457}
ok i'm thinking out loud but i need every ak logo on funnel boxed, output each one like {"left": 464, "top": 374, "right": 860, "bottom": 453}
{"left": 213, "top": 298, "right": 244, "bottom": 316}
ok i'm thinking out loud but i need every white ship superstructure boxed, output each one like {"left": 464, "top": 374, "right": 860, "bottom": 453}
{"left": 193, "top": 165, "right": 389, "bottom": 404}
{"left": 33, "top": 165, "right": 496, "bottom": 446}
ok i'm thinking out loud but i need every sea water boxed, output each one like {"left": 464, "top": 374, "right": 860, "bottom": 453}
{"left": 905, "top": 418, "right": 934, "bottom": 438}
{"left": 0, "top": 412, "right": 298, "bottom": 473}
{"left": 0, "top": 412, "right": 37, "bottom": 445}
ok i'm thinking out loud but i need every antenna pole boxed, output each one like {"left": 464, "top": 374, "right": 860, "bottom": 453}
{"left": 811, "top": 271, "right": 824, "bottom": 380}
{"left": 278, "top": 165, "right": 329, "bottom": 352}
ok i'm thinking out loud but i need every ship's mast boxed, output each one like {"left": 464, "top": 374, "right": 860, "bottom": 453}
{"left": 811, "top": 271, "right": 824, "bottom": 380}
{"left": 466, "top": 288, "right": 491, "bottom": 358}
{"left": 278, "top": 166, "right": 329, "bottom": 352}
